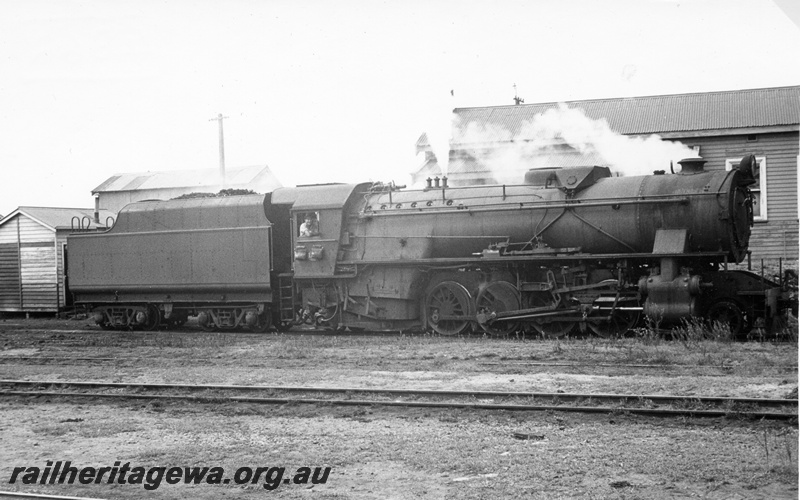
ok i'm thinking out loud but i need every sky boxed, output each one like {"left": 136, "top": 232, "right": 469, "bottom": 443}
{"left": 0, "top": 0, "right": 799, "bottom": 216}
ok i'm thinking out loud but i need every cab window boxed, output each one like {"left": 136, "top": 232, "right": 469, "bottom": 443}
{"left": 298, "top": 212, "right": 320, "bottom": 237}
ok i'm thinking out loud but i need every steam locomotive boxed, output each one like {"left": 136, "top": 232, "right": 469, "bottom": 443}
{"left": 66, "top": 154, "right": 795, "bottom": 337}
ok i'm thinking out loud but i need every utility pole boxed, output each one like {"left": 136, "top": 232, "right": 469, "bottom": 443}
{"left": 209, "top": 113, "right": 229, "bottom": 188}
{"left": 513, "top": 84, "right": 524, "bottom": 105}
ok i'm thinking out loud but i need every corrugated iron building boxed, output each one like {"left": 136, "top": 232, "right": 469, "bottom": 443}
{"left": 93, "top": 165, "right": 283, "bottom": 213}
{"left": 414, "top": 86, "right": 800, "bottom": 260}
{"left": 0, "top": 207, "right": 114, "bottom": 313}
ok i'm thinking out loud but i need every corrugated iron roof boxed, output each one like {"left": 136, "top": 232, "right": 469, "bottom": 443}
{"left": 0, "top": 207, "right": 116, "bottom": 231}
{"left": 91, "top": 165, "right": 282, "bottom": 193}
{"left": 450, "top": 86, "right": 800, "bottom": 143}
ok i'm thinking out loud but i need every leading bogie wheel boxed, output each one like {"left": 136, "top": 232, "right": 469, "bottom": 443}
{"left": 706, "top": 300, "right": 747, "bottom": 338}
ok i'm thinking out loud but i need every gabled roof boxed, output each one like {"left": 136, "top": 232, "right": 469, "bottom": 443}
{"left": 0, "top": 207, "right": 116, "bottom": 231}
{"left": 449, "top": 86, "right": 800, "bottom": 144}
{"left": 92, "top": 165, "right": 282, "bottom": 193}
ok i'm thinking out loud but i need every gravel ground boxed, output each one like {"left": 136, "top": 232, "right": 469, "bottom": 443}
{"left": 0, "top": 400, "right": 797, "bottom": 499}
{"left": 0, "top": 317, "right": 797, "bottom": 499}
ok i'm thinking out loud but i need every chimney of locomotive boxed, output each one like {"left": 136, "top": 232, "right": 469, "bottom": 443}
{"left": 735, "top": 154, "right": 758, "bottom": 186}
{"left": 677, "top": 157, "right": 706, "bottom": 174}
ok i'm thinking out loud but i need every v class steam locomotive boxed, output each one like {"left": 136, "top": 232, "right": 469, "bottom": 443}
{"left": 66, "top": 154, "right": 795, "bottom": 337}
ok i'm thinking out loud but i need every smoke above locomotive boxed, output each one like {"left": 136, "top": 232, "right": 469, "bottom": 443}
{"left": 424, "top": 104, "right": 698, "bottom": 187}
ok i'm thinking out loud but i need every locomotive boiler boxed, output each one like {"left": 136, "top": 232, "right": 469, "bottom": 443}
{"left": 67, "top": 154, "right": 792, "bottom": 337}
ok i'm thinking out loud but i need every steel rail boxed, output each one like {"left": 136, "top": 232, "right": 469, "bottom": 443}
{"left": 478, "top": 361, "right": 741, "bottom": 369}
{"left": 1, "top": 380, "right": 796, "bottom": 408}
{"left": 1, "top": 390, "right": 795, "bottom": 420}
{"left": 0, "top": 357, "right": 129, "bottom": 362}
{"left": 3, "top": 358, "right": 797, "bottom": 373}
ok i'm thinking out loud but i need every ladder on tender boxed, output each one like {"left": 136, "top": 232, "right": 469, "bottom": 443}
{"left": 277, "top": 273, "right": 296, "bottom": 322}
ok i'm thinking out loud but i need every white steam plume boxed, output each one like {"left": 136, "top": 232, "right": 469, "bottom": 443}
{"left": 421, "top": 91, "right": 458, "bottom": 178}
{"left": 457, "top": 104, "right": 697, "bottom": 184}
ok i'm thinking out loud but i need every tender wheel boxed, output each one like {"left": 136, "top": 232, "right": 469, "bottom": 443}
{"left": 476, "top": 282, "right": 521, "bottom": 335}
{"left": 528, "top": 292, "right": 577, "bottom": 338}
{"left": 426, "top": 281, "right": 472, "bottom": 336}
{"left": 163, "top": 311, "right": 189, "bottom": 330}
{"left": 141, "top": 304, "right": 161, "bottom": 331}
{"left": 197, "top": 311, "right": 216, "bottom": 332}
{"left": 707, "top": 300, "right": 746, "bottom": 338}
{"left": 250, "top": 310, "right": 272, "bottom": 333}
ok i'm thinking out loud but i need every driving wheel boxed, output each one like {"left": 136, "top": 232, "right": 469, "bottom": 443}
{"left": 588, "top": 305, "right": 640, "bottom": 338}
{"left": 476, "top": 281, "right": 521, "bottom": 335}
{"left": 528, "top": 292, "right": 576, "bottom": 338}
{"left": 426, "top": 281, "right": 472, "bottom": 336}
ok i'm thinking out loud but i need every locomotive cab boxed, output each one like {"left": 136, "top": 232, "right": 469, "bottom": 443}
{"left": 266, "top": 183, "right": 371, "bottom": 328}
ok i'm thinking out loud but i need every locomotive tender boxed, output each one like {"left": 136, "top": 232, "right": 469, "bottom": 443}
{"left": 67, "top": 154, "right": 792, "bottom": 336}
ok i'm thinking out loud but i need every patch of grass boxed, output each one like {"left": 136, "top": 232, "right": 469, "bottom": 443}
{"left": 32, "top": 419, "right": 144, "bottom": 438}
{"left": 32, "top": 423, "right": 73, "bottom": 437}
{"left": 76, "top": 331, "right": 237, "bottom": 350}
{"left": 672, "top": 317, "right": 734, "bottom": 345}
{"left": 756, "top": 427, "right": 798, "bottom": 477}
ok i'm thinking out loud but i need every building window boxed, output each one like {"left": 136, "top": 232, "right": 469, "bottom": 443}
{"left": 726, "top": 156, "right": 766, "bottom": 221}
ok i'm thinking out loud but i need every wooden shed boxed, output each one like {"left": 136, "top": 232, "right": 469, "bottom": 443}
{"left": 0, "top": 207, "right": 114, "bottom": 314}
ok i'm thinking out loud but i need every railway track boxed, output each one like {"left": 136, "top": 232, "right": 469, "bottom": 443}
{"left": 1, "top": 380, "right": 796, "bottom": 421}
{"left": 0, "top": 355, "right": 764, "bottom": 369}
{"left": 1, "top": 356, "right": 795, "bottom": 379}
{"left": 0, "top": 356, "right": 797, "bottom": 377}
{"left": 3, "top": 324, "right": 796, "bottom": 341}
